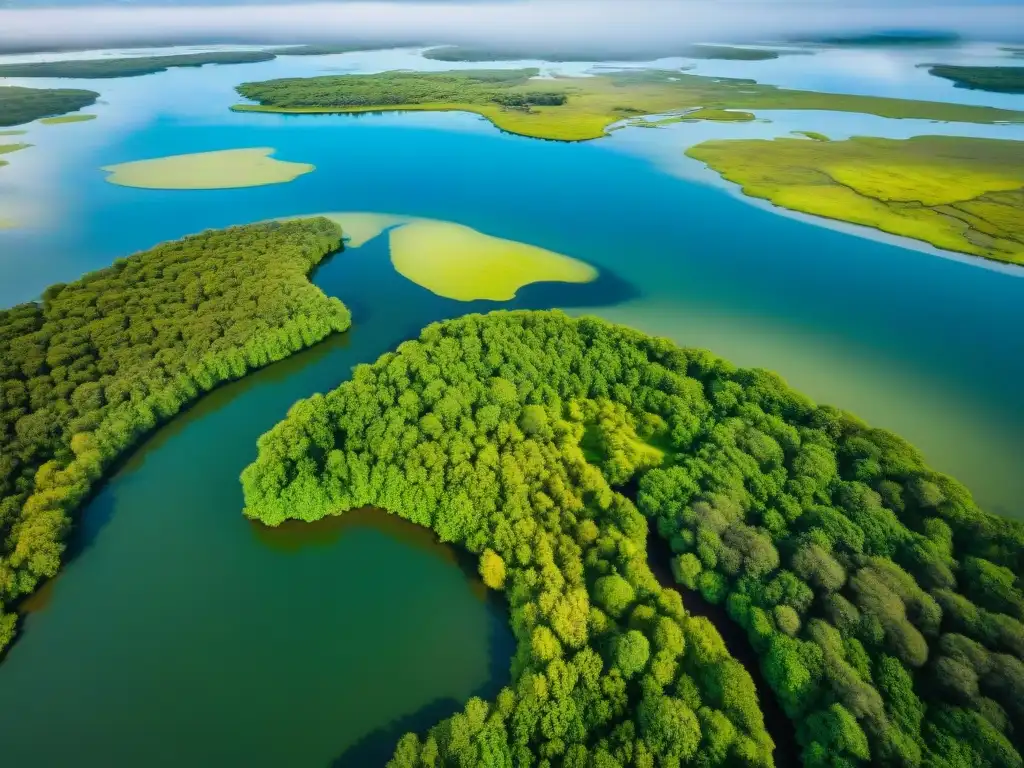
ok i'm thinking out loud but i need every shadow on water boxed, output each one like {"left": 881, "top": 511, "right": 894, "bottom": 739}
{"left": 263, "top": 508, "right": 516, "bottom": 768}
{"left": 644, "top": 518, "right": 801, "bottom": 768}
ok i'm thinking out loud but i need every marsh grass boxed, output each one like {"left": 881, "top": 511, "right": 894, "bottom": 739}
{"left": 101, "top": 147, "right": 314, "bottom": 189}
{"left": 686, "top": 135, "right": 1024, "bottom": 265}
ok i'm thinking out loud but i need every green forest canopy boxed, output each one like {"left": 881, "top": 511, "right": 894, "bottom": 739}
{"left": 233, "top": 69, "right": 1024, "bottom": 142}
{"left": 242, "top": 310, "right": 1024, "bottom": 768}
{"left": 684, "top": 135, "right": 1024, "bottom": 266}
{"left": 925, "top": 65, "right": 1024, "bottom": 95}
{"left": 0, "top": 218, "right": 350, "bottom": 653}
{"left": 0, "top": 85, "right": 99, "bottom": 127}
{"left": 422, "top": 44, "right": 787, "bottom": 62}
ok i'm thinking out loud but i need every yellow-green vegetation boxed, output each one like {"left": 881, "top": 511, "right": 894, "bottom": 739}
{"left": 233, "top": 69, "right": 1024, "bottom": 142}
{"left": 389, "top": 219, "right": 597, "bottom": 300}
{"left": 0, "top": 143, "right": 31, "bottom": 156}
{"left": 39, "top": 114, "right": 96, "bottom": 125}
{"left": 0, "top": 130, "right": 28, "bottom": 136}
{"left": 101, "top": 147, "right": 314, "bottom": 190}
{"left": 681, "top": 108, "right": 757, "bottom": 122}
{"left": 625, "top": 108, "right": 757, "bottom": 129}
{"left": 299, "top": 211, "right": 414, "bottom": 246}
{"left": 0, "top": 85, "right": 98, "bottom": 128}
{"left": 279, "top": 211, "right": 599, "bottom": 299}
{"left": 793, "top": 130, "right": 830, "bottom": 142}
{"left": 686, "top": 135, "right": 1024, "bottom": 265}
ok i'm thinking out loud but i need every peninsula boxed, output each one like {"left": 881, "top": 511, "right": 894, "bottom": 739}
{"left": 243, "top": 309, "right": 1024, "bottom": 768}
{"left": 685, "top": 135, "right": 1024, "bottom": 265}
{"left": 925, "top": 64, "right": 1024, "bottom": 95}
{"left": 233, "top": 69, "right": 1024, "bottom": 142}
{"left": 0, "top": 218, "right": 351, "bottom": 654}
{"left": 0, "top": 85, "right": 99, "bottom": 127}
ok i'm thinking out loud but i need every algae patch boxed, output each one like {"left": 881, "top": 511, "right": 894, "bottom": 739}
{"left": 291, "top": 211, "right": 599, "bottom": 300}
{"left": 686, "top": 135, "right": 1024, "bottom": 265}
{"left": 389, "top": 219, "right": 597, "bottom": 301}
{"left": 102, "top": 148, "right": 315, "bottom": 190}
{"left": 40, "top": 113, "right": 96, "bottom": 125}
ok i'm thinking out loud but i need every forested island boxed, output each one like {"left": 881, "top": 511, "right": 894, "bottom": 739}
{"left": 685, "top": 135, "right": 1024, "bottom": 266}
{"left": 0, "top": 218, "right": 351, "bottom": 653}
{"left": 233, "top": 69, "right": 1024, "bottom": 142}
{"left": 242, "top": 310, "right": 1024, "bottom": 768}
{"left": 0, "top": 51, "right": 276, "bottom": 79}
{"left": 0, "top": 85, "right": 99, "bottom": 127}
{"left": 925, "top": 65, "right": 1024, "bottom": 95}
{"left": 422, "top": 44, "right": 788, "bottom": 63}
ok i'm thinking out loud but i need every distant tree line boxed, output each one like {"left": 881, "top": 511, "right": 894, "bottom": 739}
{"left": 0, "top": 51, "right": 277, "bottom": 79}
{"left": 235, "top": 69, "right": 569, "bottom": 111}
{"left": 242, "top": 310, "right": 1024, "bottom": 768}
{"left": 0, "top": 86, "right": 99, "bottom": 128}
{"left": 0, "top": 218, "right": 350, "bottom": 652}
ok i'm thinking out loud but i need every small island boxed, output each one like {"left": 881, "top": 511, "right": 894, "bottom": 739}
{"left": 232, "top": 68, "right": 1024, "bottom": 142}
{"left": 278, "top": 211, "right": 599, "bottom": 300}
{"left": 0, "top": 51, "right": 276, "bottom": 79}
{"left": 39, "top": 113, "right": 96, "bottom": 125}
{"left": 0, "top": 85, "right": 99, "bottom": 128}
{"left": 243, "top": 309, "right": 1024, "bottom": 768}
{"left": 0, "top": 218, "right": 351, "bottom": 653}
{"left": 925, "top": 64, "right": 1024, "bottom": 95}
{"left": 686, "top": 135, "right": 1024, "bottom": 265}
{"left": 101, "top": 147, "right": 315, "bottom": 189}
{"left": 389, "top": 218, "right": 597, "bottom": 300}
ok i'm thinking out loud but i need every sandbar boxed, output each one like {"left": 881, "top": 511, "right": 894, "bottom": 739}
{"left": 102, "top": 147, "right": 315, "bottom": 190}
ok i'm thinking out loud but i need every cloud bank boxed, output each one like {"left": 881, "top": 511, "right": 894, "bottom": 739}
{"left": 0, "top": 0, "right": 1022, "bottom": 54}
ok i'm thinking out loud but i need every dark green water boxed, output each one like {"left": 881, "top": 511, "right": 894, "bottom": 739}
{"left": 0, "top": 51, "right": 1022, "bottom": 766}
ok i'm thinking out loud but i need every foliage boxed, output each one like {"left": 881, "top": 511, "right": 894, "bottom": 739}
{"left": 243, "top": 310, "right": 778, "bottom": 767}
{"left": 926, "top": 65, "right": 1024, "bottom": 94}
{"left": 686, "top": 135, "right": 1024, "bottom": 265}
{"left": 0, "top": 51, "right": 276, "bottom": 79}
{"left": 0, "top": 218, "right": 350, "bottom": 654}
{"left": 232, "top": 68, "right": 1024, "bottom": 142}
{"left": 242, "top": 310, "right": 1024, "bottom": 767}
{"left": 0, "top": 85, "right": 99, "bottom": 128}
{"left": 421, "top": 44, "right": 787, "bottom": 62}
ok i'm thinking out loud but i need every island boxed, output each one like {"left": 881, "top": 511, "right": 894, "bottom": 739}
{"left": 242, "top": 309, "right": 1024, "bottom": 768}
{"left": 685, "top": 135, "right": 1024, "bottom": 266}
{"left": 39, "top": 113, "right": 96, "bottom": 125}
{"left": 388, "top": 219, "right": 596, "bottom": 300}
{"left": 0, "top": 85, "right": 99, "bottom": 128}
{"left": 276, "top": 211, "right": 599, "bottom": 300}
{"left": 0, "top": 218, "right": 351, "bottom": 653}
{"left": 925, "top": 65, "right": 1024, "bottom": 95}
{"left": 232, "top": 69, "right": 1024, "bottom": 142}
{"left": 0, "top": 51, "right": 276, "bottom": 79}
{"left": 422, "top": 43, "right": 793, "bottom": 62}
{"left": 101, "top": 147, "right": 315, "bottom": 189}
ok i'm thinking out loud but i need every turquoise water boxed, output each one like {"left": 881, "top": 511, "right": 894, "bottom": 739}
{"left": 0, "top": 45, "right": 1022, "bottom": 765}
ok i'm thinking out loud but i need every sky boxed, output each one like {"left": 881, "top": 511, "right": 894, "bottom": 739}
{"left": 0, "top": 0, "right": 1021, "bottom": 52}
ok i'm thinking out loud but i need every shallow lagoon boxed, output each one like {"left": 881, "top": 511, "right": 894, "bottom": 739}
{"left": 0, "top": 43, "right": 1023, "bottom": 766}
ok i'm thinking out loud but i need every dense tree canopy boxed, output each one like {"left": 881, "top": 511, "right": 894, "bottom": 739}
{"left": 0, "top": 52, "right": 276, "bottom": 79}
{"left": 0, "top": 85, "right": 99, "bottom": 127}
{"left": 0, "top": 218, "right": 350, "bottom": 653}
{"left": 242, "top": 310, "right": 1024, "bottom": 768}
